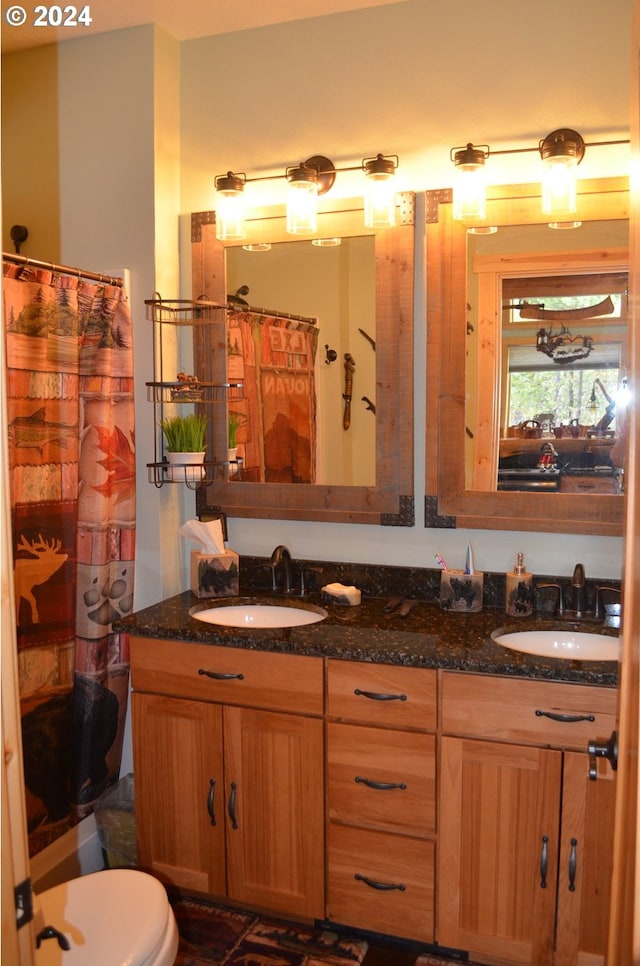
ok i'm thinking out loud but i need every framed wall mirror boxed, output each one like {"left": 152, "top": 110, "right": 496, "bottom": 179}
{"left": 191, "top": 193, "right": 415, "bottom": 525}
{"left": 426, "top": 177, "right": 628, "bottom": 536}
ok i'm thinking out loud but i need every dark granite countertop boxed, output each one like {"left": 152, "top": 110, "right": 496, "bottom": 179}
{"left": 115, "top": 591, "right": 618, "bottom": 688}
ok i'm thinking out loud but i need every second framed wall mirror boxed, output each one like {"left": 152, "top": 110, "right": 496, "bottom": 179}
{"left": 426, "top": 177, "right": 628, "bottom": 536}
{"left": 191, "top": 194, "right": 415, "bottom": 525}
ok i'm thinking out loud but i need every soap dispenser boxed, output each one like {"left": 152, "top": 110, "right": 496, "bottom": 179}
{"left": 505, "top": 552, "right": 534, "bottom": 617}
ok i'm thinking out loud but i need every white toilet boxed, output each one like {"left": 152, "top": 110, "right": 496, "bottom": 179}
{"left": 34, "top": 868, "right": 179, "bottom": 965}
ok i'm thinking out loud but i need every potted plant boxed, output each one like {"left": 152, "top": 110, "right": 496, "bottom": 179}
{"left": 160, "top": 413, "right": 208, "bottom": 482}
{"left": 228, "top": 412, "right": 242, "bottom": 463}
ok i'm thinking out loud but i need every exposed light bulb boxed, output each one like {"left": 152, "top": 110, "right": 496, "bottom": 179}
{"left": 539, "top": 129, "right": 585, "bottom": 219}
{"left": 286, "top": 164, "right": 319, "bottom": 235}
{"left": 215, "top": 172, "right": 246, "bottom": 240}
{"left": 451, "top": 144, "right": 488, "bottom": 223}
{"left": 363, "top": 154, "right": 397, "bottom": 228}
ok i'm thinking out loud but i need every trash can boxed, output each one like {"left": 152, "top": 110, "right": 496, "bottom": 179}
{"left": 94, "top": 773, "right": 137, "bottom": 868}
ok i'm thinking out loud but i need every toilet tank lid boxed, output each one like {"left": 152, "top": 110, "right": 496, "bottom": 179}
{"left": 36, "top": 869, "right": 173, "bottom": 965}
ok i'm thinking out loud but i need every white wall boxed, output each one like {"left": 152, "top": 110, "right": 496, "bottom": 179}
{"left": 178, "top": 0, "right": 632, "bottom": 582}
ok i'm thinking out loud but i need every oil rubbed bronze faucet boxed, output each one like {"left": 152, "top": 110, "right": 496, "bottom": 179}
{"left": 269, "top": 545, "right": 294, "bottom": 594}
{"left": 571, "top": 563, "right": 586, "bottom": 618}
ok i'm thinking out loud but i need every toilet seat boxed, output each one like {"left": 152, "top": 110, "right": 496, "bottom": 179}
{"left": 35, "top": 868, "right": 179, "bottom": 965}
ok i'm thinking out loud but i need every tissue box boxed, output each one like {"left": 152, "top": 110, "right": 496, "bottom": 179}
{"left": 191, "top": 549, "right": 239, "bottom": 598}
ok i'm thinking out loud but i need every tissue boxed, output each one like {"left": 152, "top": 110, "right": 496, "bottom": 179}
{"left": 179, "top": 519, "right": 239, "bottom": 598}
{"left": 178, "top": 519, "right": 225, "bottom": 554}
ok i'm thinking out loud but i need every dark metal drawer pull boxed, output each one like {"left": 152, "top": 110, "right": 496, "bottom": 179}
{"left": 207, "top": 778, "right": 216, "bottom": 826}
{"left": 228, "top": 782, "right": 238, "bottom": 829}
{"left": 568, "top": 838, "right": 578, "bottom": 892}
{"left": 355, "top": 776, "right": 407, "bottom": 791}
{"left": 198, "top": 669, "right": 245, "bottom": 681}
{"left": 355, "top": 873, "right": 405, "bottom": 892}
{"left": 540, "top": 835, "right": 549, "bottom": 889}
{"left": 535, "top": 709, "right": 595, "bottom": 723}
{"left": 354, "top": 689, "right": 407, "bottom": 702}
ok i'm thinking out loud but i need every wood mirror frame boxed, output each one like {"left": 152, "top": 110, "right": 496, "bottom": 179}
{"left": 425, "top": 177, "right": 628, "bottom": 536}
{"left": 191, "top": 193, "right": 415, "bottom": 525}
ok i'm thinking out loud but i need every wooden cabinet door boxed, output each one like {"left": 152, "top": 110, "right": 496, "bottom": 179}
{"left": 131, "top": 692, "right": 225, "bottom": 894}
{"left": 223, "top": 705, "right": 324, "bottom": 920}
{"left": 555, "top": 752, "right": 616, "bottom": 966}
{"left": 438, "top": 737, "right": 561, "bottom": 966}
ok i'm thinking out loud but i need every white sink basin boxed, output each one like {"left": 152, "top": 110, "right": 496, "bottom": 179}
{"left": 492, "top": 628, "right": 619, "bottom": 662}
{"left": 192, "top": 602, "right": 327, "bottom": 629}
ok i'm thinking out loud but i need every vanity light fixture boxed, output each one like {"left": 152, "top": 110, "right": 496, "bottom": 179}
{"left": 362, "top": 153, "right": 398, "bottom": 228}
{"left": 449, "top": 129, "right": 628, "bottom": 230}
{"left": 214, "top": 172, "right": 247, "bottom": 240}
{"left": 214, "top": 152, "right": 399, "bottom": 238}
{"left": 451, "top": 143, "right": 489, "bottom": 222}
{"left": 286, "top": 157, "right": 326, "bottom": 235}
{"left": 539, "top": 128, "right": 585, "bottom": 223}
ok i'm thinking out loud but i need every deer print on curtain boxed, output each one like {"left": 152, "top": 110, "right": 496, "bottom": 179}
{"left": 3, "top": 261, "right": 136, "bottom": 856}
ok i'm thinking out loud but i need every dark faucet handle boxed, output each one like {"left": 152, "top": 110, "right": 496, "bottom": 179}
{"left": 300, "top": 565, "right": 323, "bottom": 596}
{"left": 594, "top": 586, "right": 622, "bottom": 622}
{"left": 536, "top": 583, "right": 564, "bottom": 617}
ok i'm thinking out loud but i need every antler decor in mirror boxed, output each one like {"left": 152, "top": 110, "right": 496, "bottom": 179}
{"left": 426, "top": 177, "right": 628, "bottom": 536}
{"left": 192, "top": 194, "right": 415, "bottom": 525}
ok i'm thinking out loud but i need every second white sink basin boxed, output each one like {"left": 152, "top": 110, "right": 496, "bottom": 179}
{"left": 192, "top": 602, "right": 327, "bottom": 629}
{"left": 492, "top": 628, "right": 619, "bottom": 662}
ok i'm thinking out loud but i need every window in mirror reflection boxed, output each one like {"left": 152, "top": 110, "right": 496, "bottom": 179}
{"left": 498, "top": 270, "right": 627, "bottom": 493}
{"left": 467, "top": 224, "right": 628, "bottom": 495}
{"left": 503, "top": 271, "right": 626, "bottom": 428}
{"left": 226, "top": 236, "right": 376, "bottom": 485}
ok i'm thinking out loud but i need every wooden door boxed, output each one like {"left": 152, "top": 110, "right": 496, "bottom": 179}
{"left": 132, "top": 692, "right": 225, "bottom": 894}
{"left": 556, "top": 753, "right": 615, "bottom": 966}
{"left": 607, "top": 12, "right": 640, "bottom": 962}
{"left": 438, "top": 736, "right": 561, "bottom": 965}
{"left": 223, "top": 706, "right": 324, "bottom": 919}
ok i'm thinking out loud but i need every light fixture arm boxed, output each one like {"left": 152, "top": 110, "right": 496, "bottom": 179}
{"left": 215, "top": 152, "right": 398, "bottom": 194}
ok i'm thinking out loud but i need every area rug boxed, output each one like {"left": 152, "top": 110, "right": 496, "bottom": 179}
{"left": 414, "top": 958, "right": 475, "bottom": 965}
{"left": 170, "top": 895, "right": 368, "bottom": 966}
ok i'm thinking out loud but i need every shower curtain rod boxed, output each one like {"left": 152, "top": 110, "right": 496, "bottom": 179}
{"left": 229, "top": 303, "right": 317, "bottom": 325}
{"left": 2, "top": 251, "right": 124, "bottom": 287}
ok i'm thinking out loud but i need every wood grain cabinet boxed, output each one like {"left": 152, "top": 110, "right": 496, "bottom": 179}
{"left": 326, "top": 660, "right": 437, "bottom": 942}
{"left": 130, "top": 636, "right": 324, "bottom": 920}
{"left": 439, "top": 672, "right": 617, "bottom": 966}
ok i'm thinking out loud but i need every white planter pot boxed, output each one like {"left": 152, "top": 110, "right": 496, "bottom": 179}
{"left": 166, "top": 451, "right": 205, "bottom": 483}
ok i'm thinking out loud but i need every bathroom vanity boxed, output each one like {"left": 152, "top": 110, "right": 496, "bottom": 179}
{"left": 119, "top": 592, "right": 618, "bottom": 966}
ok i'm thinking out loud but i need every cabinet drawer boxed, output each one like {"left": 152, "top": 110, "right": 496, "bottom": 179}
{"left": 559, "top": 475, "right": 619, "bottom": 494}
{"left": 328, "top": 824, "right": 434, "bottom": 942}
{"left": 327, "top": 660, "right": 436, "bottom": 730}
{"left": 441, "top": 672, "right": 616, "bottom": 751}
{"left": 328, "top": 722, "right": 435, "bottom": 836}
{"left": 130, "top": 636, "right": 323, "bottom": 715}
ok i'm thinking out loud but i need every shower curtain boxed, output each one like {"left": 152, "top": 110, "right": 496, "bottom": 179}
{"left": 227, "top": 310, "right": 318, "bottom": 483}
{"left": 3, "top": 260, "right": 136, "bottom": 856}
